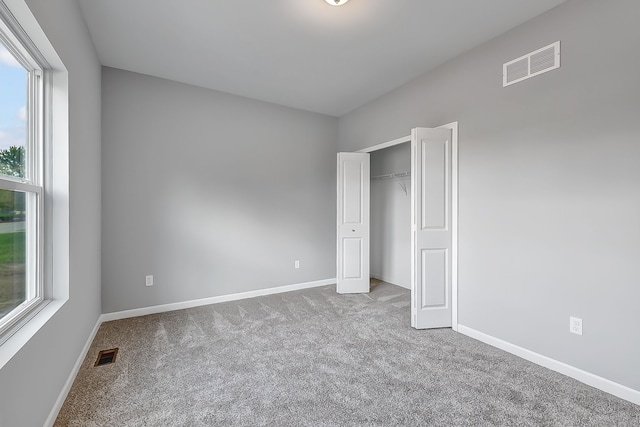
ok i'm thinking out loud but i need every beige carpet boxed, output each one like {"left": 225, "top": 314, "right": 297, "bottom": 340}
{"left": 55, "top": 281, "right": 640, "bottom": 426}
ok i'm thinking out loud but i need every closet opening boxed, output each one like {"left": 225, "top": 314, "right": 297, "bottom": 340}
{"left": 370, "top": 142, "right": 411, "bottom": 291}
{"left": 338, "top": 123, "right": 458, "bottom": 329}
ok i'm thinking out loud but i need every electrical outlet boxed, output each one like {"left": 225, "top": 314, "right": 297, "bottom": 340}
{"left": 569, "top": 316, "right": 582, "bottom": 335}
{"left": 294, "top": 260, "right": 300, "bottom": 269}
{"left": 145, "top": 275, "right": 153, "bottom": 287}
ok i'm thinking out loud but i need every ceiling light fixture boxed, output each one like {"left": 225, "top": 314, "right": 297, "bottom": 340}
{"left": 325, "top": 0, "right": 350, "bottom": 6}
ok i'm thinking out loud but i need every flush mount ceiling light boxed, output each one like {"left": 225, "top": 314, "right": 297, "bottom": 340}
{"left": 325, "top": 0, "right": 350, "bottom": 5}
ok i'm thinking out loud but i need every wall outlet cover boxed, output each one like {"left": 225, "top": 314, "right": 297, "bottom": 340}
{"left": 569, "top": 316, "right": 582, "bottom": 336}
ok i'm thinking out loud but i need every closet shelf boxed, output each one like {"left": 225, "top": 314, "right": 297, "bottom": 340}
{"left": 371, "top": 171, "right": 410, "bottom": 181}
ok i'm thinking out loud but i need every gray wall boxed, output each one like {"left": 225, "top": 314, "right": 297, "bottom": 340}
{"left": 0, "top": 0, "right": 102, "bottom": 426}
{"left": 102, "top": 68, "right": 338, "bottom": 313}
{"left": 340, "top": 0, "right": 640, "bottom": 391}
{"left": 370, "top": 143, "right": 411, "bottom": 288}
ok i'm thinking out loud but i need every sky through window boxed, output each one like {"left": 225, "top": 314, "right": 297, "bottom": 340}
{"left": 0, "top": 42, "right": 26, "bottom": 152}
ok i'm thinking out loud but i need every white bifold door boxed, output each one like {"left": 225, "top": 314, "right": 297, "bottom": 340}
{"left": 336, "top": 152, "right": 370, "bottom": 294}
{"left": 337, "top": 127, "right": 453, "bottom": 330}
{"left": 411, "top": 127, "right": 453, "bottom": 329}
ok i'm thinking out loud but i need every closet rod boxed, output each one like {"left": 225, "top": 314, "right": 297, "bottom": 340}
{"left": 371, "top": 171, "right": 410, "bottom": 181}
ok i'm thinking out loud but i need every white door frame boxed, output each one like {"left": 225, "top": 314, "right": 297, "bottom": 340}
{"left": 356, "top": 122, "right": 459, "bottom": 331}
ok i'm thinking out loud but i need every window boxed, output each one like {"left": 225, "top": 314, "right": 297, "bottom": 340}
{"left": 0, "top": 15, "right": 44, "bottom": 339}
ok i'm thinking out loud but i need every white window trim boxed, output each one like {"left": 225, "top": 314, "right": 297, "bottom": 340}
{"left": 0, "top": 2, "right": 47, "bottom": 342}
{"left": 0, "top": 0, "right": 69, "bottom": 367}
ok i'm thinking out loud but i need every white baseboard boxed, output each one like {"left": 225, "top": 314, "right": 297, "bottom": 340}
{"left": 44, "top": 316, "right": 103, "bottom": 427}
{"left": 457, "top": 324, "right": 640, "bottom": 406}
{"left": 370, "top": 274, "right": 410, "bottom": 290}
{"left": 101, "top": 278, "right": 336, "bottom": 322}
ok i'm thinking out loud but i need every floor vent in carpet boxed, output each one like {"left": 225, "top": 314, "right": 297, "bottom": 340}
{"left": 94, "top": 348, "right": 118, "bottom": 367}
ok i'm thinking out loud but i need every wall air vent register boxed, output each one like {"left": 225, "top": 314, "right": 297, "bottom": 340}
{"left": 503, "top": 41, "right": 560, "bottom": 87}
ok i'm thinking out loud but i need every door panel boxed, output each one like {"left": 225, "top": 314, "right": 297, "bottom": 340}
{"left": 421, "top": 248, "right": 447, "bottom": 308}
{"left": 422, "top": 139, "right": 448, "bottom": 230}
{"left": 411, "top": 127, "right": 452, "bottom": 328}
{"left": 337, "top": 152, "right": 370, "bottom": 294}
{"left": 342, "top": 238, "right": 363, "bottom": 279}
{"left": 343, "top": 161, "right": 363, "bottom": 224}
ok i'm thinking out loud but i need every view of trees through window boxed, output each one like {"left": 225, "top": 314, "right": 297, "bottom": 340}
{"left": 0, "top": 188, "right": 26, "bottom": 318}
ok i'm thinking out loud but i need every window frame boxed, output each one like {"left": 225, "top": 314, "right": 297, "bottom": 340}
{"left": 0, "top": 9, "right": 47, "bottom": 342}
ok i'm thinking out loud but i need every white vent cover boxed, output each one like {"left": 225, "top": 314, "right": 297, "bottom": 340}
{"left": 503, "top": 41, "right": 560, "bottom": 87}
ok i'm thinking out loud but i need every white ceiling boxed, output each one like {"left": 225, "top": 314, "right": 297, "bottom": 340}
{"left": 77, "top": 0, "right": 567, "bottom": 117}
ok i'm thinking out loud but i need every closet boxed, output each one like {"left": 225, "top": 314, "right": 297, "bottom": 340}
{"left": 370, "top": 142, "right": 411, "bottom": 289}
